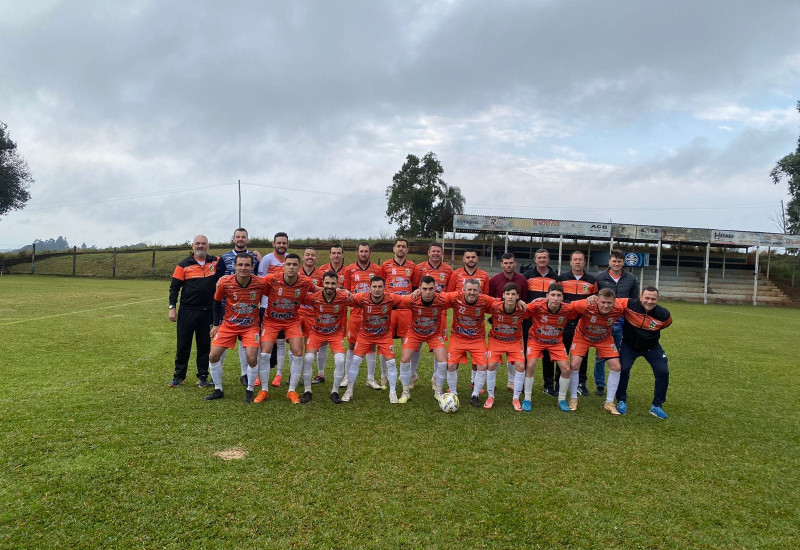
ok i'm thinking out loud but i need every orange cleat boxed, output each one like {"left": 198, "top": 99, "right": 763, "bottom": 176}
{"left": 253, "top": 390, "right": 269, "bottom": 403}
{"left": 271, "top": 374, "right": 282, "bottom": 387}
{"left": 287, "top": 390, "right": 300, "bottom": 404}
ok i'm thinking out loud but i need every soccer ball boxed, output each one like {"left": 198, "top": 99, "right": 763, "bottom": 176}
{"left": 439, "top": 392, "right": 459, "bottom": 413}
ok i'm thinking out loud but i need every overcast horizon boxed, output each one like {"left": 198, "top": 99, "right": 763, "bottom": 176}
{"left": 2, "top": 0, "right": 799, "bottom": 251}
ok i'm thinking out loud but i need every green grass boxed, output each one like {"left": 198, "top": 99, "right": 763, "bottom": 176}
{"left": 1, "top": 276, "right": 799, "bottom": 549}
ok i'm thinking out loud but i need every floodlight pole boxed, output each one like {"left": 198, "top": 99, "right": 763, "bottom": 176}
{"left": 238, "top": 179, "right": 242, "bottom": 228}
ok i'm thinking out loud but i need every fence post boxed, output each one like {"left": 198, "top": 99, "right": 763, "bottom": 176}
{"left": 113, "top": 247, "right": 117, "bottom": 278}
{"left": 73, "top": 245, "right": 77, "bottom": 276}
{"left": 152, "top": 247, "right": 156, "bottom": 276}
{"left": 31, "top": 243, "right": 35, "bottom": 274}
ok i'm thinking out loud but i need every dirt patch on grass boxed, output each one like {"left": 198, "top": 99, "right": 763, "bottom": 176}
{"left": 214, "top": 446, "right": 247, "bottom": 460}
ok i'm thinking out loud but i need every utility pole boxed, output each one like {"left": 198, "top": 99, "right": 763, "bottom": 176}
{"left": 238, "top": 179, "right": 242, "bottom": 228}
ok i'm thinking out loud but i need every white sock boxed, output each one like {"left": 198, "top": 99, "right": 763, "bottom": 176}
{"left": 486, "top": 370, "right": 497, "bottom": 397}
{"left": 446, "top": 369, "right": 458, "bottom": 395}
{"left": 345, "top": 349, "right": 354, "bottom": 372}
{"left": 508, "top": 362, "right": 515, "bottom": 385}
{"left": 276, "top": 339, "right": 286, "bottom": 376}
{"left": 472, "top": 370, "right": 487, "bottom": 396}
{"left": 410, "top": 350, "right": 421, "bottom": 376}
{"left": 238, "top": 344, "right": 248, "bottom": 376}
{"left": 317, "top": 343, "right": 328, "bottom": 376}
{"left": 524, "top": 376, "right": 534, "bottom": 401}
{"left": 569, "top": 370, "right": 579, "bottom": 399}
{"left": 332, "top": 353, "right": 346, "bottom": 392}
{"left": 303, "top": 353, "right": 315, "bottom": 391}
{"left": 434, "top": 362, "right": 447, "bottom": 388}
{"left": 386, "top": 358, "right": 397, "bottom": 392}
{"left": 400, "top": 362, "right": 411, "bottom": 387}
{"left": 259, "top": 352, "right": 271, "bottom": 392}
{"left": 471, "top": 369, "right": 476, "bottom": 383}
{"left": 347, "top": 355, "right": 364, "bottom": 390}
{"left": 558, "top": 376, "right": 571, "bottom": 401}
{"left": 366, "top": 352, "right": 377, "bottom": 381}
{"left": 246, "top": 363, "right": 258, "bottom": 391}
{"left": 288, "top": 354, "right": 302, "bottom": 392}
{"left": 210, "top": 360, "right": 223, "bottom": 390}
{"left": 606, "top": 370, "right": 620, "bottom": 402}
{"left": 513, "top": 371, "right": 525, "bottom": 399}
{"left": 380, "top": 355, "right": 388, "bottom": 380}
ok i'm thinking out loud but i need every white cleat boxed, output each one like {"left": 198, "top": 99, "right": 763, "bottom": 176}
{"left": 380, "top": 376, "right": 388, "bottom": 390}
{"left": 409, "top": 373, "right": 419, "bottom": 389}
{"left": 398, "top": 391, "right": 411, "bottom": 404}
{"left": 340, "top": 376, "right": 349, "bottom": 388}
{"left": 341, "top": 388, "right": 353, "bottom": 402}
{"left": 366, "top": 379, "right": 382, "bottom": 390}
{"left": 389, "top": 391, "right": 398, "bottom": 404}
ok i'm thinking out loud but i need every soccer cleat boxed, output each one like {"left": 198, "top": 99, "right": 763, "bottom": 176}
{"left": 389, "top": 392, "right": 398, "bottom": 404}
{"left": 558, "top": 400, "right": 571, "bottom": 412}
{"left": 433, "top": 389, "right": 443, "bottom": 402}
{"left": 380, "top": 376, "right": 388, "bottom": 390}
{"left": 470, "top": 395, "right": 481, "bottom": 408}
{"left": 311, "top": 374, "right": 325, "bottom": 385}
{"left": 398, "top": 391, "right": 411, "bottom": 404}
{"left": 197, "top": 378, "right": 213, "bottom": 388}
{"left": 240, "top": 375, "right": 247, "bottom": 387}
{"left": 483, "top": 396, "right": 495, "bottom": 409}
{"left": 168, "top": 377, "right": 185, "bottom": 387}
{"left": 604, "top": 401, "right": 620, "bottom": 415}
{"left": 271, "top": 374, "right": 282, "bottom": 387}
{"left": 506, "top": 382, "right": 514, "bottom": 391}
{"left": 300, "top": 391, "right": 312, "bottom": 403}
{"left": 616, "top": 401, "right": 627, "bottom": 415}
{"left": 366, "top": 379, "right": 382, "bottom": 390}
{"left": 253, "top": 390, "right": 269, "bottom": 403}
{"left": 341, "top": 388, "right": 353, "bottom": 402}
{"left": 330, "top": 391, "right": 342, "bottom": 404}
{"left": 522, "top": 400, "right": 532, "bottom": 412}
{"left": 204, "top": 388, "right": 224, "bottom": 400}
{"left": 254, "top": 376, "right": 260, "bottom": 386}
{"left": 568, "top": 398, "right": 578, "bottom": 411}
{"left": 244, "top": 390, "right": 254, "bottom": 403}
{"left": 287, "top": 390, "right": 301, "bottom": 404}
{"left": 543, "top": 386, "right": 557, "bottom": 397}
{"left": 650, "top": 405, "right": 669, "bottom": 419}
{"left": 578, "top": 383, "right": 589, "bottom": 397}
{"left": 409, "top": 373, "right": 419, "bottom": 389}
{"left": 512, "top": 398, "right": 522, "bottom": 412}
{"left": 340, "top": 376, "right": 349, "bottom": 388}
{"left": 595, "top": 386, "right": 605, "bottom": 396}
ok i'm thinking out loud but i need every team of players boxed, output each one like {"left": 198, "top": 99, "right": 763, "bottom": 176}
{"left": 187, "top": 231, "right": 672, "bottom": 418}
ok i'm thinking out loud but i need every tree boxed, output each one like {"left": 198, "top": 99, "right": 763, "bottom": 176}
{"left": 386, "top": 152, "right": 466, "bottom": 238}
{"left": 771, "top": 101, "right": 800, "bottom": 234}
{"left": 0, "top": 121, "right": 34, "bottom": 218}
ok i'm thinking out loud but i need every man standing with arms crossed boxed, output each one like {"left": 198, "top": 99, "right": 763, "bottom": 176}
{"left": 168, "top": 235, "right": 218, "bottom": 388}
{"left": 488, "top": 252, "right": 529, "bottom": 391}
{"left": 557, "top": 250, "right": 597, "bottom": 397}
{"left": 523, "top": 248, "right": 559, "bottom": 397}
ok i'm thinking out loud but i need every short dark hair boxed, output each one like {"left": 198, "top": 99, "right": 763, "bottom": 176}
{"left": 284, "top": 253, "right": 301, "bottom": 262}
{"left": 370, "top": 275, "right": 385, "bottom": 285}
{"left": 235, "top": 252, "right": 253, "bottom": 266}
{"left": 428, "top": 242, "right": 443, "bottom": 251}
{"left": 503, "top": 282, "right": 519, "bottom": 293}
{"left": 610, "top": 249, "right": 624, "bottom": 260}
{"left": 534, "top": 248, "right": 549, "bottom": 258}
{"left": 642, "top": 286, "right": 659, "bottom": 295}
{"left": 420, "top": 275, "right": 435, "bottom": 285}
{"left": 323, "top": 270, "right": 338, "bottom": 281}
{"left": 501, "top": 252, "right": 515, "bottom": 261}
{"left": 548, "top": 282, "right": 563, "bottom": 294}
{"left": 463, "top": 249, "right": 478, "bottom": 256}
{"left": 357, "top": 241, "right": 371, "bottom": 250}
{"left": 233, "top": 227, "right": 248, "bottom": 236}
{"left": 330, "top": 243, "right": 343, "bottom": 252}
{"left": 395, "top": 238, "right": 409, "bottom": 247}
{"left": 570, "top": 250, "right": 585, "bottom": 260}
{"left": 274, "top": 232, "right": 288, "bottom": 241}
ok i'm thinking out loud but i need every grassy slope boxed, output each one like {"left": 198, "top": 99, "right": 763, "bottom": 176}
{"left": 1, "top": 276, "right": 798, "bottom": 549}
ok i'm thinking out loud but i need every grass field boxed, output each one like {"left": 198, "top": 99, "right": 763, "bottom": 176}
{"left": 1, "top": 276, "right": 799, "bottom": 549}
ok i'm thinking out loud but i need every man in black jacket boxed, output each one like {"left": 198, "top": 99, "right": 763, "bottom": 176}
{"left": 168, "top": 235, "right": 218, "bottom": 388}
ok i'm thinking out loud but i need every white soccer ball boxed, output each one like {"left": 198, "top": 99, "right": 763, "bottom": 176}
{"left": 439, "top": 392, "right": 460, "bottom": 413}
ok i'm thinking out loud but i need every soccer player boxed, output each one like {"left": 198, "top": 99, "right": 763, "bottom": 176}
{"left": 215, "top": 228, "right": 262, "bottom": 387}
{"left": 481, "top": 283, "right": 528, "bottom": 409}
{"left": 342, "top": 277, "right": 404, "bottom": 403}
{"left": 569, "top": 288, "right": 629, "bottom": 415}
{"left": 257, "top": 253, "right": 316, "bottom": 404}
{"left": 488, "top": 252, "right": 528, "bottom": 390}
{"left": 343, "top": 242, "right": 384, "bottom": 390}
{"left": 413, "top": 242, "right": 453, "bottom": 389}
{"left": 439, "top": 279, "right": 495, "bottom": 400}
{"left": 299, "top": 247, "right": 328, "bottom": 383}
{"left": 320, "top": 243, "right": 347, "bottom": 385}
{"left": 523, "top": 283, "right": 578, "bottom": 413}
{"left": 301, "top": 271, "right": 352, "bottom": 404}
{"left": 614, "top": 287, "right": 673, "bottom": 419}
{"left": 258, "top": 231, "right": 290, "bottom": 387}
{"left": 523, "top": 248, "right": 559, "bottom": 397}
{"left": 448, "top": 249, "right": 490, "bottom": 389}
{"left": 382, "top": 238, "right": 416, "bottom": 385}
{"left": 557, "top": 250, "right": 597, "bottom": 396}
{"left": 396, "top": 275, "right": 453, "bottom": 403}
{"left": 205, "top": 253, "right": 265, "bottom": 401}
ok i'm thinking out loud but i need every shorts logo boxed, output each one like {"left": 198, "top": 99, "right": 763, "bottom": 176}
{"left": 255, "top": 333, "right": 260, "bottom": 343}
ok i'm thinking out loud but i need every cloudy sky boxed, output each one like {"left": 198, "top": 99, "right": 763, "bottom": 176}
{"left": 1, "top": 0, "right": 799, "bottom": 249}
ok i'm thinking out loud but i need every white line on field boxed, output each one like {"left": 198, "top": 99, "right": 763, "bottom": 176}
{"left": 1, "top": 297, "right": 163, "bottom": 326}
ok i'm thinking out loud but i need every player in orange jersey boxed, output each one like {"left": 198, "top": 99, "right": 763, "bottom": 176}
{"left": 301, "top": 271, "right": 353, "bottom": 404}
{"left": 568, "top": 288, "right": 629, "bottom": 414}
{"left": 382, "top": 238, "right": 415, "bottom": 387}
{"left": 257, "top": 253, "right": 316, "bottom": 404}
{"left": 299, "top": 247, "right": 328, "bottom": 384}
{"left": 343, "top": 242, "right": 384, "bottom": 390}
{"left": 318, "top": 243, "right": 347, "bottom": 384}
{"left": 523, "top": 283, "right": 578, "bottom": 412}
{"left": 257, "top": 231, "right": 290, "bottom": 387}
{"left": 205, "top": 253, "right": 266, "bottom": 402}
{"left": 480, "top": 283, "right": 529, "bottom": 409}
{"left": 341, "top": 277, "right": 405, "bottom": 403}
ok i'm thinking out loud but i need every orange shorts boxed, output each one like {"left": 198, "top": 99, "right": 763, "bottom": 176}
{"left": 447, "top": 336, "right": 487, "bottom": 366}
{"left": 261, "top": 319, "right": 304, "bottom": 342}
{"left": 527, "top": 339, "right": 568, "bottom": 362}
{"left": 402, "top": 333, "right": 447, "bottom": 351}
{"left": 305, "top": 333, "right": 346, "bottom": 354}
{"left": 347, "top": 308, "right": 362, "bottom": 343}
{"left": 354, "top": 337, "right": 395, "bottom": 359}
{"left": 213, "top": 325, "right": 260, "bottom": 349}
{"left": 300, "top": 311, "right": 314, "bottom": 336}
{"left": 390, "top": 309, "right": 411, "bottom": 339}
{"left": 570, "top": 334, "right": 619, "bottom": 360}
{"left": 487, "top": 338, "right": 525, "bottom": 363}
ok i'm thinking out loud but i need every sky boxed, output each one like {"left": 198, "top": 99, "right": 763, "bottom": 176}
{"left": 1, "top": 0, "right": 799, "bottom": 250}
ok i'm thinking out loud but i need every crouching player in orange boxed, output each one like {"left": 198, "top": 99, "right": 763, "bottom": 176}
{"left": 523, "top": 283, "right": 578, "bottom": 412}
{"left": 569, "top": 288, "right": 628, "bottom": 414}
{"left": 396, "top": 275, "right": 454, "bottom": 404}
{"left": 342, "top": 277, "right": 404, "bottom": 403}
{"left": 206, "top": 253, "right": 265, "bottom": 402}
{"left": 302, "top": 271, "right": 352, "bottom": 404}
{"left": 481, "top": 282, "right": 528, "bottom": 410}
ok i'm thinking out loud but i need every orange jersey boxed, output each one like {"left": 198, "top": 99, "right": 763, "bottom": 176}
{"left": 350, "top": 292, "right": 404, "bottom": 339}
{"left": 262, "top": 273, "right": 315, "bottom": 323}
{"left": 397, "top": 293, "right": 454, "bottom": 338}
{"left": 526, "top": 301, "right": 578, "bottom": 345}
{"left": 319, "top": 263, "right": 347, "bottom": 289}
{"left": 382, "top": 258, "right": 416, "bottom": 296}
{"left": 412, "top": 261, "right": 453, "bottom": 293}
{"left": 558, "top": 276, "right": 597, "bottom": 301}
{"left": 344, "top": 262, "right": 383, "bottom": 294}
{"left": 213, "top": 274, "right": 266, "bottom": 328}
{"left": 572, "top": 298, "right": 629, "bottom": 343}
{"left": 447, "top": 267, "right": 490, "bottom": 294}
{"left": 302, "top": 289, "right": 351, "bottom": 336}
{"left": 526, "top": 270, "right": 558, "bottom": 299}
{"left": 299, "top": 266, "right": 326, "bottom": 317}
{"left": 488, "top": 300, "right": 529, "bottom": 343}
{"left": 444, "top": 291, "right": 495, "bottom": 340}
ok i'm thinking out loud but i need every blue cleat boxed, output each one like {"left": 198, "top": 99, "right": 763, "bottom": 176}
{"left": 558, "top": 400, "right": 571, "bottom": 412}
{"left": 522, "top": 399, "right": 532, "bottom": 412}
{"left": 616, "top": 401, "right": 627, "bottom": 415}
{"left": 650, "top": 405, "right": 668, "bottom": 419}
